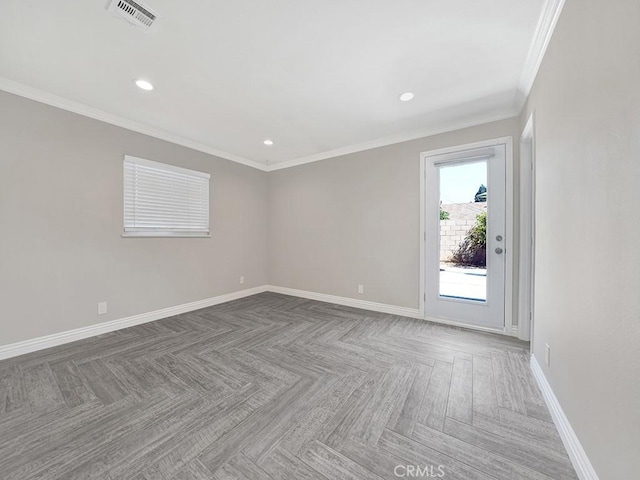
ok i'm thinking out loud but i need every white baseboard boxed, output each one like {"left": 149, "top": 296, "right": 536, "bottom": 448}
{"left": 0, "top": 283, "right": 518, "bottom": 362}
{"left": 0, "top": 285, "right": 269, "bottom": 361}
{"left": 266, "top": 285, "right": 423, "bottom": 319}
{"left": 267, "top": 286, "right": 521, "bottom": 337}
{"left": 530, "top": 356, "right": 599, "bottom": 480}
{"left": 424, "top": 315, "right": 506, "bottom": 335}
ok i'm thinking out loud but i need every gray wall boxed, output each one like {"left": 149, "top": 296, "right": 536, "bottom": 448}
{"left": 0, "top": 91, "right": 269, "bottom": 346}
{"left": 522, "top": 0, "right": 640, "bottom": 477}
{"left": 268, "top": 118, "right": 520, "bottom": 309}
{"left": 6, "top": 4, "right": 638, "bottom": 471}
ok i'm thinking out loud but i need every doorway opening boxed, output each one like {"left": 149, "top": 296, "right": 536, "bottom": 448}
{"left": 421, "top": 137, "right": 513, "bottom": 334}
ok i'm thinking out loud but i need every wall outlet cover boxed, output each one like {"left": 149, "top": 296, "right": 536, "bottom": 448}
{"left": 545, "top": 343, "right": 551, "bottom": 366}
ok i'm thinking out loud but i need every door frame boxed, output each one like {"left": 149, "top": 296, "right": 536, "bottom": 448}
{"left": 518, "top": 113, "right": 536, "bottom": 342}
{"left": 420, "top": 136, "right": 514, "bottom": 335}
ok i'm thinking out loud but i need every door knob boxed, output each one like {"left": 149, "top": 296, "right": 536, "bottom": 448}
{"left": 495, "top": 247, "right": 504, "bottom": 254}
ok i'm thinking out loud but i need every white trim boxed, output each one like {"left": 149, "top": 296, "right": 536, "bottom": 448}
{"left": 530, "top": 356, "right": 600, "bottom": 480}
{"left": 425, "top": 315, "right": 506, "bottom": 335}
{"left": 267, "top": 286, "right": 423, "bottom": 319}
{"left": 0, "top": 77, "right": 269, "bottom": 172}
{"left": 0, "top": 286, "right": 269, "bottom": 361}
{"left": 268, "top": 112, "right": 518, "bottom": 171}
{"left": 0, "top": 284, "right": 517, "bottom": 362}
{"left": 420, "top": 137, "right": 516, "bottom": 336}
{"left": 504, "top": 137, "right": 515, "bottom": 336}
{"left": 518, "top": 113, "right": 536, "bottom": 341}
{"left": 421, "top": 137, "right": 514, "bottom": 160}
{"left": 514, "top": 0, "right": 566, "bottom": 111}
{"left": 419, "top": 158, "right": 426, "bottom": 316}
{"left": 121, "top": 233, "right": 211, "bottom": 238}
{"left": 270, "top": 0, "right": 566, "bottom": 171}
{"left": 268, "top": 286, "right": 509, "bottom": 336}
{"left": 432, "top": 147, "right": 495, "bottom": 167}
{"left": 0, "top": 0, "right": 563, "bottom": 174}
{"left": 0, "top": 77, "right": 522, "bottom": 173}
{"left": 268, "top": 286, "right": 515, "bottom": 337}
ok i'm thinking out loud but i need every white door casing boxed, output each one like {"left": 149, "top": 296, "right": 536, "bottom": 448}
{"left": 420, "top": 137, "right": 513, "bottom": 334}
{"left": 519, "top": 114, "right": 536, "bottom": 342}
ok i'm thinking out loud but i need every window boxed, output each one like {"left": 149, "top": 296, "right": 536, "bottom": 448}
{"left": 123, "top": 156, "right": 210, "bottom": 237}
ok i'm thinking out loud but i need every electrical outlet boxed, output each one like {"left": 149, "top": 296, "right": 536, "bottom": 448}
{"left": 545, "top": 343, "right": 551, "bottom": 366}
{"left": 98, "top": 302, "right": 108, "bottom": 315}
{"left": 358, "top": 284, "right": 364, "bottom": 295}
{"left": 240, "top": 276, "right": 245, "bottom": 285}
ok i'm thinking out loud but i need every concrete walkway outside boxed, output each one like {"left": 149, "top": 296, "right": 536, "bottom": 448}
{"left": 439, "top": 263, "right": 486, "bottom": 301}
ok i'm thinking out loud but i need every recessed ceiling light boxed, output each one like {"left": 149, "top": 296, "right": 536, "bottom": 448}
{"left": 399, "top": 92, "right": 414, "bottom": 102}
{"left": 263, "top": 139, "right": 274, "bottom": 146}
{"left": 135, "top": 79, "right": 154, "bottom": 91}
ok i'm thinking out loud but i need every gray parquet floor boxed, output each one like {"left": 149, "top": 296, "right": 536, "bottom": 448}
{"left": 0, "top": 293, "right": 578, "bottom": 480}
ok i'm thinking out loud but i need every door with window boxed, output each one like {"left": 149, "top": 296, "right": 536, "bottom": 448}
{"left": 424, "top": 142, "right": 507, "bottom": 331}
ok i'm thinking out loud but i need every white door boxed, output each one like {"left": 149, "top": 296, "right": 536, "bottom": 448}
{"left": 424, "top": 142, "right": 507, "bottom": 331}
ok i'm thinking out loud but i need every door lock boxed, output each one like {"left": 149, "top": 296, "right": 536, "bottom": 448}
{"left": 496, "top": 235, "right": 503, "bottom": 241}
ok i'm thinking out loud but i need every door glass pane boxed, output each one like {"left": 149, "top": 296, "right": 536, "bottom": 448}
{"left": 439, "top": 161, "right": 487, "bottom": 302}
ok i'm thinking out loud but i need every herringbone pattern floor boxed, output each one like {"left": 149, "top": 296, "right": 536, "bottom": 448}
{"left": 0, "top": 293, "right": 577, "bottom": 480}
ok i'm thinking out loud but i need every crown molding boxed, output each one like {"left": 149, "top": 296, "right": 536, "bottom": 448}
{"left": 267, "top": 110, "right": 519, "bottom": 171}
{"left": 2, "top": 0, "right": 562, "bottom": 174}
{"left": 1, "top": 78, "right": 528, "bottom": 173}
{"left": 0, "top": 77, "right": 269, "bottom": 172}
{"left": 514, "top": 0, "right": 567, "bottom": 112}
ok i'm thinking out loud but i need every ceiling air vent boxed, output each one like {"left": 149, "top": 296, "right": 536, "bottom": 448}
{"left": 107, "top": 0, "right": 157, "bottom": 32}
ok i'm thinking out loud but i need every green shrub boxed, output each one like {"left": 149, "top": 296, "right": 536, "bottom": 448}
{"left": 452, "top": 211, "right": 486, "bottom": 266}
{"left": 440, "top": 209, "right": 450, "bottom": 220}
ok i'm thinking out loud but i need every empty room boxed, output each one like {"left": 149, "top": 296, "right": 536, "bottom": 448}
{"left": 0, "top": 1, "right": 637, "bottom": 479}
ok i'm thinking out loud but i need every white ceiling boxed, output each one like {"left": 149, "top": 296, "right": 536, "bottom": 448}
{"left": 0, "top": 0, "right": 548, "bottom": 168}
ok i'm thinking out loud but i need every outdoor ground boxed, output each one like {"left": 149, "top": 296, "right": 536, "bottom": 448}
{"left": 439, "top": 263, "right": 487, "bottom": 302}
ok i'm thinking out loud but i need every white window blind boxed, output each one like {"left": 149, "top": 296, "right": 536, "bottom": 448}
{"left": 123, "top": 156, "right": 210, "bottom": 237}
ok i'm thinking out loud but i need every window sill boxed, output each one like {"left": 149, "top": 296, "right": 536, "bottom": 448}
{"left": 121, "top": 232, "right": 211, "bottom": 238}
